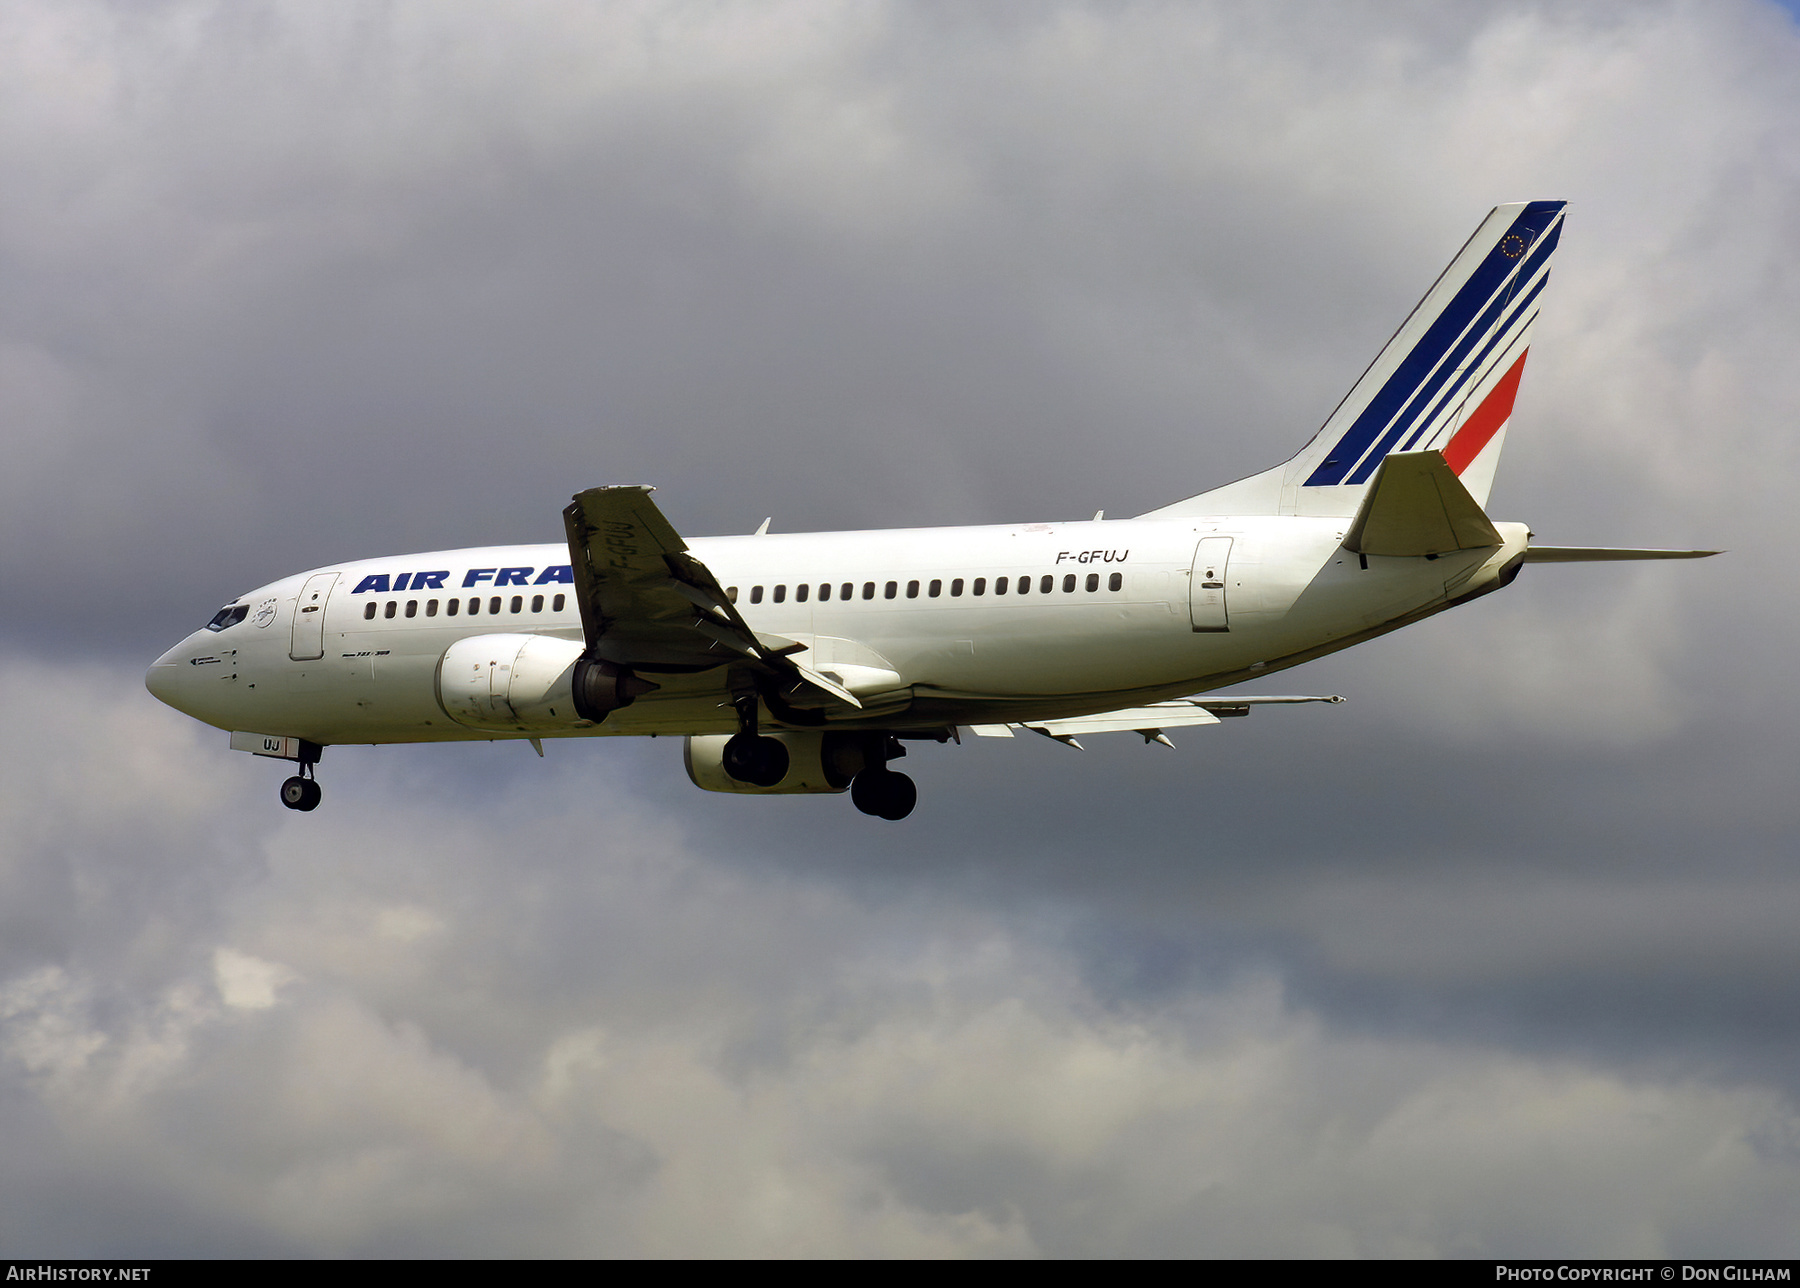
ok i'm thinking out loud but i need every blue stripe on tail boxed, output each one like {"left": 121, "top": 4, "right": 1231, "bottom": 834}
{"left": 1355, "top": 236, "right": 1557, "bottom": 475}
{"left": 1304, "top": 201, "right": 1563, "bottom": 487}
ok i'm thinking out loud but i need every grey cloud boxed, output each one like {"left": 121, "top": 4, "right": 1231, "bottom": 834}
{"left": 6, "top": 663, "right": 1800, "bottom": 1256}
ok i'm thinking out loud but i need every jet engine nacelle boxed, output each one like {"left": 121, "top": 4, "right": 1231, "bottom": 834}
{"left": 436, "top": 634, "right": 650, "bottom": 732}
{"left": 684, "top": 731, "right": 869, "bottom": 795}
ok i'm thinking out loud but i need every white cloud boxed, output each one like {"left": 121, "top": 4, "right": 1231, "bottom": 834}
{"left": 212, "top": 948, "right": 295, "bottom": 1010}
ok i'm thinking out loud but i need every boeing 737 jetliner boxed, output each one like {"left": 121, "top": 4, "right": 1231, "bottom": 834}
{"left": 147, "top": 202, "right": 1713, "bottom": 820}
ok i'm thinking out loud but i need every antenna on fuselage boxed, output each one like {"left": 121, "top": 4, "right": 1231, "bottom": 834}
{"left": 754, "top": 517, "right": 772, "bottom": 536}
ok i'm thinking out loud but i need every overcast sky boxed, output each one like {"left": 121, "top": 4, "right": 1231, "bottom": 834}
{"left": 4, "top": 0, "right": 1800, "bottom": 1258}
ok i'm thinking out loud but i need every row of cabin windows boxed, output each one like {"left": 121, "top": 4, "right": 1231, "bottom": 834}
{"left": 363, "top": 593, "right": 567, "bottom": 621}
{"left": 726, "top": 572, "right": 1124, "bottom": 605}
{"left": 358, "top": 573, "right": 1128, "bottom": 620}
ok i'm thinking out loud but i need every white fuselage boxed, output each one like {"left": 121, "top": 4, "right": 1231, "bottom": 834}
{"left": 146, "top": 515, "right": 1529, "bottom": 745}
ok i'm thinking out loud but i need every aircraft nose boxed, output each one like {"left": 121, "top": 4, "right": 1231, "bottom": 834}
{"left": 145, "top": 638, "right": 200, "bottom": 714}
{"left": 145, "top": 661, "right": 177, "bottom": 706}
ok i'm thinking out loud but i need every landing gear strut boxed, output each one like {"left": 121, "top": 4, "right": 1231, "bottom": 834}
{"left": 850, "top": 735, "right": 916, "bottom": 821}
{"left": 723, "top": 693, "right": 790, "bottom": 788}
{"left": 279, "top": 747, "right": 322, "bottom": 812}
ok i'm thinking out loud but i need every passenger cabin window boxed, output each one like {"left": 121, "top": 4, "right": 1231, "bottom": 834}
{"left": 1016, "top": 575, "right": 1030, "bottom": 594}
{"left": 553, "top": 594, "right": 565, "bottom": 612}
{"left": 994, "top": 577, "right": 1007, "bottom": 595}
{"left": 384, "top": 601, "right": 397, "bottom": 618}
{"left": 972, "top": 578, "right": 986, "bottom": 596}
{"left": 426, "top": 599, "right": 439, "bottom": 617}
{"left": 1062, "top": 574, "right": 1076, "bottom": 593}
{"left": 205, "top": 605, "right": 249, "bottom": 632}
{"left": 489, "top": 596, "right": 502, "bottom": 615}
{"left": 841, "top": 583, "right": 853, "bottom": 601}
{"left": 951, "top": 579, "right": 964, "bottom": 597}
{"left": 1108, "top": 572, "right": 1122, "bottom": 591}
{"left": 727, "top": 586, "right": 738, "bottom": 603}
{"left": 929, "top": 580, "right": 942, "bottom": 598}
{"left": 906, "top": 580, "right": 920, "bottom": 598}
{"left": 884, "top": 581, "right": 897, "bottom": 599}
{"left": 531, "top": 594, "right": 543, "bottom": 612}
{"left": 510, "top": 595, "right": 523, "bottom": 613}
{"left": 818, "top": 583, "right": 831, "bottom": 601}
{"left": 862, "top": 582, "right": 875, "bottom": 600}
{"left": 468, "top": 598, "right": 480, "bottom": 615}
{"left": 363, "top": 602, "right": 377, "bottom": 621}
{"left": 405, "top": 600, "right": 418, "bottom": 618}
{"left": 447, "top": 598, "right": 460, "bottom": 616}
{"left": 796, "top": 583, "right": 808, "bottom": 603}
{"left": 773, "top": 585, "right": 786, "bottom": 604}
{"left": 1040, "top": 575, "right": 1054, "bottom": 593}
{"left": 750, "top": 586, "right": 764, "bottom": 604}
{"left": 1085, "top": 573, "right": 1099, "bottom": 592}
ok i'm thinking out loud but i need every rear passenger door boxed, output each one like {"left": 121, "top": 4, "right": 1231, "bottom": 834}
{"left": 1189, "top": 537, "right": 1232, "bottom": 632}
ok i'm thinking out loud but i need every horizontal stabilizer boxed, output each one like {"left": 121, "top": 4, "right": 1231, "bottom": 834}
{"left": 1343, "top": 451, "right": 1500, "bottom": 557}
{"left": 1523, "top": 546, "right": 1721, "bottom": 562}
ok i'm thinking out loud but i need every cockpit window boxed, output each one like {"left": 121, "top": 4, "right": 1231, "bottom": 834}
{"left": 205, "top": 604, "right": 249, "bottom": 632}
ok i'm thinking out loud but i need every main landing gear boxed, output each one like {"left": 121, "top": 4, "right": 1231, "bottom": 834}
{"left": 841, "top": 733, "right": 917, "bottom": 821}
{"left": 850, "top": 763, "right": 916, "bottom": 821}
{"left": 723, "top": 693, "right": 791, "bottom": 788}
{"left": 721, "top": 695, "right": 920, "bottom": 821}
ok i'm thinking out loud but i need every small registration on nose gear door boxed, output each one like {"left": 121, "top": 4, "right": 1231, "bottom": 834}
{"left": 1189, "top": 536, "right": 1233, "bottom": 632}
{"left": 289, "top": 573, "right": 340, "bottom": 661}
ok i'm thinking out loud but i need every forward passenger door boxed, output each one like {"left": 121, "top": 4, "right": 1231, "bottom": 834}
{"left": 289, "top": 573, "right": 340, "bottom": 661}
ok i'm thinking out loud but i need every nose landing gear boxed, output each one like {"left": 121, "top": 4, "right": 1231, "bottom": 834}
{"left": 279, "top": 773, "right": 321, "bottom": 811}
{"left": 278, "top": 744, "right": 323, "bottom": 811}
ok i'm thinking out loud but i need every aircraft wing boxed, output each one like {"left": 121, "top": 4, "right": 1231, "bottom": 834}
{"left": 969, "top": 694, "right": 1343, "bottom": 747}
{"left": 562, "top": 486, "right": 861, "bottom": 708}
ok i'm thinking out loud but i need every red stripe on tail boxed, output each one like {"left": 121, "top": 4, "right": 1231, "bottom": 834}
{"left": 1442, "top": 351, "right": 1528, "bottom": 475}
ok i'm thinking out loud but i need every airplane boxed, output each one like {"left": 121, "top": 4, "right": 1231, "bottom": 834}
{"left": 146, "top": 200, "right": 1715, "bottom": 821}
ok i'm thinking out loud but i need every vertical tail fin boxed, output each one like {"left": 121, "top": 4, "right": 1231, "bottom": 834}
{"left": 1143, "top": 200, "right": 1566, "bottom": 518}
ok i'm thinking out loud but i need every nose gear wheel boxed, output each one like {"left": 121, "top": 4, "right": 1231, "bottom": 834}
{"left": 280, "top": 775, "right": 322, "bottom": 811}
